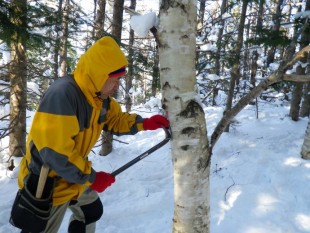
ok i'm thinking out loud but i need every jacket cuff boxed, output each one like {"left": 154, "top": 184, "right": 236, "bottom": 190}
{"left": 86, "top": 168, "right": 96, "bottom": 186}
{"left": 137, "top": 122, "right": 144, "bottom": 131}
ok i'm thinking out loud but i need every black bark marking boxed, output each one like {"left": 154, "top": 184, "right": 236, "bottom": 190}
{"left": 181, "top": 145, "right": 189, "bottom": 151}
{"left": 161, "top": 67, "right": 171, "bottom": 72}
{"left": 178, "top": 100, "right": 203, "bottom": 118}
{"left": 181, "top": 127, "right": 195, "bottom": 136}
{"left": 160, "top": 0, "right": 187, "bottom": 14}
{"left": 162, "top": 81, "right": 171, "bottom": 90}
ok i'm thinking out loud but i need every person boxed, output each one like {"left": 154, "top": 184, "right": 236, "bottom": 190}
{"left": 16, "top": 36, "right": 169, "bottom": 233}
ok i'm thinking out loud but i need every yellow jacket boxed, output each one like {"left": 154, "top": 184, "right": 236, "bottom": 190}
{"left": 18, "top": 37, "right": 144, "bottom": 206}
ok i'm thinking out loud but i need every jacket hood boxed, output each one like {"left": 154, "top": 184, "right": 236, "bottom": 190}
{"left": 73, "top": 36, "right": 128, "bottom": 109}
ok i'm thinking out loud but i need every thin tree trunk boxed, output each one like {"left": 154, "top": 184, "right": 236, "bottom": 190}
{"left": 151, "top": 49, "right": 159, "bottom": 97}
{"left": 289, "top": 0, "right": 309, "bottom": 120}
{"left": 266, "top": 0, "right": 284, "bottom": 67}
{"left": 9, "top": 0, "right": 27, "bottom": 157}
{"left": 158, "top": 0, "right": 210, "bottom": 232}
{"left": 298, "top": 0, "right": 310, "bottom": 117}
{"left": 250, "top": 0, "right": 264, "bottom": 88}
{"left": 112, "top": 0, "right": 124, "bottom": 41}
{"left": 94, "top": 0, "right": 106, "bottom": 39}
{"left": 53, "top": 0, "right": 63, "bottom": 81}
{"left": 214, "top": 0, "right": 227, "bottom": 76}
{"left": 301, "top": 117, "right": 310, "bottom": 159}
{"left": 59, "top": 0, "right": 69, "bottom": 77}
{"left": 197, "top": 0, "right": 205, "bottom": 37}
{"left": 125, "top": 0, "right": 136, "bottom": 112}
{"left": 300, "top": 75, "right": 310, "bottom": 117}
{"left": 224, "top": 0, "right": 249, "bottom": 132}
{"left": 101, "top": 0, "right": 125, "bottom": 156}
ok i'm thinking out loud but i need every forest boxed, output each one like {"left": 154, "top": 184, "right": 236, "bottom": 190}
{"left": 0, "top": 0, "right": 310, "bottom": 232}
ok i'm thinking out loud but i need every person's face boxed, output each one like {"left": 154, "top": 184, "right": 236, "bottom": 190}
{"left": 100, "top": 78, "right": 120, "bottom": 99}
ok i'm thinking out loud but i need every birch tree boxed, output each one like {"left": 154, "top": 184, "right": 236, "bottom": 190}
{"left": 158, "top": 0, "right": 210, "bottom": 232}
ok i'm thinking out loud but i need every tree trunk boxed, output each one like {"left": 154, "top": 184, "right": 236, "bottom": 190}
{"left": 151, "top": 49, "right": 159, "bottom": 97}
{"left": 197, "top": 0, "right": 206, "bottom": 37}
{"left": 301, "top": 117, "right": 310, "bottom": 159}
{"left": 158, "top": 1, "right": 210, "bottom": 232}
{"left": 59, "top": 0, "right": 69, "bottom": 77}
{"left": 94, "top": 0, "right": 106, "bottom": 39}
{"left": 214, "top": 0, "right": 227, "bottom": 76}
{"left": 100, "top": 0, "right": 125, "bottom": 156}
{"left": 266, "top": 0, "right": 284, "bottom": 67}
{"left": 125, "top": 0, "right": 136, "bottom": 112}
{"left": 112, "top": 0, "right": 124, "bottom": 41}
{"left": 52, "top": 0, "right": 63, "bottom": 81}
{"left": 289, "top": 0, "right": 309, "bottom": 120}
{"left": 224, "top": 0, "right": 249, "bottom": 132}
{"left": 9, "top": 0, "right": 27, "bottom": 157}
{"left": 250, "top": 0, "right": 264, "bottom": 89}
{"left": 298, "top": 0, "right": 310, "bottom": 117}
{"left": 300, "top": 81, "right": 310, "bottom": 117}
{"left": 290, "top": 76, "right": 304, "bottom": 121}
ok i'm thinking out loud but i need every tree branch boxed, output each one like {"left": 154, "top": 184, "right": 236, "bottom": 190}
{"left": 209, "top": 44, "right": 309, "bottom": 156}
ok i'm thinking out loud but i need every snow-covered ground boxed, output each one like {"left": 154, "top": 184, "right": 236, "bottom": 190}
{"left": 1, "top": 100, "right": 310, "bottom": 233}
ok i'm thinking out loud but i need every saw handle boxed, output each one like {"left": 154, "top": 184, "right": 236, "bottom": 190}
{"left": 35, "top": 164, "right": 50, "bottom": 198}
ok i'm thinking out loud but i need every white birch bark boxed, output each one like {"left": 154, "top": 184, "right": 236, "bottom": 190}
{"left": 158, "top": 1, "right": 210, "bottom": 232}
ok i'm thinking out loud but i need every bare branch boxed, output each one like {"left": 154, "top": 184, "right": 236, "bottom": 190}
{"left": 283, "top": 74, "right": 310, "bottom": 82}
{"left": 209, "top": 42, "right": 308, "bottom": 156}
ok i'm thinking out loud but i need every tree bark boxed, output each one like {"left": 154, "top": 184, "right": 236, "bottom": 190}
{"left": 53, "top": 0, "right": 63, "bottom": 81}
{"left": 125, "top": 0, "right": 136, "bottom": 112}
{"left": 100, "top": 0, "right": 125, "bottom": 156}
{"left": 59, "top": 0, "right": 69, "bottom": 77}
{"left": 289, "top": 0, "right": 308, "bottom": 121}
{"left": 266, "top": 0, "right": 284, "bottom": 67}
{"left": 112, "top": 0, "right": 124, "bottom": 41}
{"left": 197, "top": 0, "right": 206, "bottom": 37}
{"left": 9, "top": 0, "right": 27, "bottom": 157}
{"left": 298, "top": 0, "right": 310, "bottom": 117}
{"left": 214, "top": 0, "right": 227, "bottom": 76}
{"left": 224, "top": 0, "right": 249, "bottom": 132}
{"left": 94, "top": 0, "right": 106, "bottom": 40}
{"left": 158, "top": 1, "right": 210, "bottom": 232}
{"left": 249, "top": 0, "right": 264, "bottom": 89}
{"left": 151, "top": 49, "right": 160, "bottom": 97}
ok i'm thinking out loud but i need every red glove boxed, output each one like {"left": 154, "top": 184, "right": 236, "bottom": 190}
{"left": 90, "top": 172, "right": 115, "bottom": 193}
{"left": 143, "top": 115, "right": 169, "bottom": 130}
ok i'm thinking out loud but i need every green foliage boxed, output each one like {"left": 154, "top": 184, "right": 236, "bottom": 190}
{"left": 246, "top": 28, "right": 291, "bottom": 47}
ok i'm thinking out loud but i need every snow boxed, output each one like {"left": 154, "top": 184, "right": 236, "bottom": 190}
{"left": 1, "top": 1, "right": 310, "bottom": 231}
{"left": 1, "top": 99, "right": 310, "bottom": 232}
{"left": 130, "top": 12, "right": 158, "bottom": 37}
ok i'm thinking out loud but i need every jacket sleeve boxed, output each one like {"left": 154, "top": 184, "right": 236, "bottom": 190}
{"left": 104, "top": 97, "right": 144, "bottom": 135}
{"left": 30, "top": 81, "right": 96, "bottom": 185}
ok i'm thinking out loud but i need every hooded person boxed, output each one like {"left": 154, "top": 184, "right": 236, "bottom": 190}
{"left": 14, "top": 36, "right": 169, "bottom": 233}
